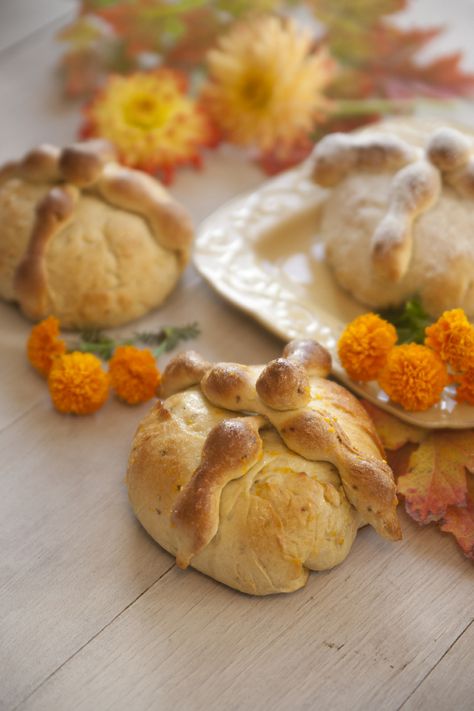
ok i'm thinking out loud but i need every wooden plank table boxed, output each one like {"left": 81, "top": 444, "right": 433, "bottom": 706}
{"left": 0, "top": 2, "right": 473, "bottom": 709}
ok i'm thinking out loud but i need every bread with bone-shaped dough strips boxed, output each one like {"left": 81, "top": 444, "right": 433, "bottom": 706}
{"left": 0, "top": 140, "right": 192, "bottom": 328}
{"left": 127, "top": 340, "right": 400, "bottom": 595}
{"left": 311, "top": 118, "right": 474, "bottom": 317}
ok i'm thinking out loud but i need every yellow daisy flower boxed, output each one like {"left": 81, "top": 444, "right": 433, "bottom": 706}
{"left": 202, "top": 16, "right": 334, "bottom": 155}
{"left": 81, "top": 70, "right": 216, "bottom": 182}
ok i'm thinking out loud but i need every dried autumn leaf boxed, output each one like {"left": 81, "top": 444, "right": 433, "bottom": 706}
{"left": 97, "top": 2, "right": 166, "bottom": 57}
{"left": 386, "top": 443, "right": 418, "bottom": 480}
{"left": 441, "top": 474, "right": 474, "bottom": 560}
{"left": 257, "top": 135, "right": 315, "bottom": 175}
{"left": 361, "top": 400, "right": 425, "bottom": 450}
{"left": 166, "top": 7, "right": 224, "bottom": 69}
{"left": 363, "top": 25, "right": 474, "bottom": 99}
{"left": 364, "top": 401, "right": 474, "bottom": 560}
{"left": 318, "top": 0, "right": 474, "bottom": 101}
{"left": 397, "top": 430, "right": 474, "bottom": 524}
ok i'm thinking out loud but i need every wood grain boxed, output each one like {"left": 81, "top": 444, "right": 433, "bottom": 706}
{"left": 400, "top": 621, "right": 474, "bottom": 711}
{"left": 16, "top": 519, "right": 474, "bottom": 711}
{"left": 1, "top": 2, "right": 474, "bottom": 710}
{"left": 0, "top": 1, "right": 72, "bottom": 54}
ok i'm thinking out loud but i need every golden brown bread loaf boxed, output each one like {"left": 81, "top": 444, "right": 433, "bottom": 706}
{"left": 311, "top": 118, "right": 474, "bottom": 317}
{"left": 0, "top": 141, "right": 193, "bottom": 329}
{"left": 127, "top": 340, "right": 401, "bottom": 595}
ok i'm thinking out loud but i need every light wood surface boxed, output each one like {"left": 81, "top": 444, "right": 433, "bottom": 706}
{"left": 0, "top": 3, "right": 473, "bottom": 710}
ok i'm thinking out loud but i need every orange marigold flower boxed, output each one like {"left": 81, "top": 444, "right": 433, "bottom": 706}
{"left": 80, "top": 70, "right": 216, "bottom": 183}
{"left": 425, "top": 308, "right": 474, "bottom": 372}
{"left": 455, "top": 368, "right": 474, "bottom": 405}
{"left": 27, "top": 316, "right": 66, "bottom": 377}
{"left": 109, "top": 346, "right": 160, "bottom": 405}
{"left": 378, "top": 344, "right": 449, "bottom": 412}
{"left": 338, "top": 313, "right": 397, "bottom": 381}
{"left": 48, "top": 352, "right": 109, "bottom": 415}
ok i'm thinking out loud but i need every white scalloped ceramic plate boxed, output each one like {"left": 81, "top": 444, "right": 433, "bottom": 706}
{"left": 194, "top": 159, "right": 474, "bottom": 429}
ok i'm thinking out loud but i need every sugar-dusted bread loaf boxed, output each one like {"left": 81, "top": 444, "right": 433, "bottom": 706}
{"left": 0, "top": 141, "right": 193, "bottom": 329}
{"left": 312, "top": 118, "right": 474, "bottom": 317}
{"left": 127, "top": 340, "right": 401, "bottom": 595}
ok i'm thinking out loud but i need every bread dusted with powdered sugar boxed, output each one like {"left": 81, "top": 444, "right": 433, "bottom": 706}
{"left": 311, "top": 119, "right": 474, "bottom": 316}
{"left": 127, "top": 340, "right": 400, "bottom": 595}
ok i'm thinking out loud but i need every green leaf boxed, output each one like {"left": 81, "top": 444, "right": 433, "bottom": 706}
{"left": 379, "top": 297, "right": 433, "bottom": 344}
{"left": 136, "top": 322, "right": 200, "bottom": 356}
{"left": 69, "top": 322, "right": 200, "bottom": 360}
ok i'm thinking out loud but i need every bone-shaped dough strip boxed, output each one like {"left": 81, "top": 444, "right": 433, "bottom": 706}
{"left": 200, "top": 363, "right": 400, "bottom": 541}
{"left": 312, "top": 132, "right": 416, "bottom": 187}
{"left": 96, "top": 163, "right": 193, "bottom": 266}
{"left": 172, "top": 415, "right": 265, "bottom": 568}
{"left": 427, "top": 127, "right": 474, "bottom": 199}
{"left": 282, "top": 339, "right": 332, "bottom": 377}
{"left": 256, "top": 342, "right": 333, "bottom": 411}
{"left": 59, "top": 140, "right": 116, "bottom": 187}
{"left": 159, "top": 350, "right": 211, "bottom": 399}
{"left": 370, "top": 160, "right": 441, "bottom": 282}
{"left": 14, "top": 185, "right": 79, "bottom": 321}
{"left": 0, "top": 144, "right": 61, "bottom": 184}
{"left": 427, "top": 127, "right": 471, "bottom": 171}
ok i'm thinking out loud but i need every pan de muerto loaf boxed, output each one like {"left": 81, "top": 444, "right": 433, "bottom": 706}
{"left": 127, "top": 340, "right": 400, "bottom": 595}
{"left": 0, "top": 140, "right": 193, "bottom": 328}
{"left": 311, "top": 119, "right": 474, "bottom": 317}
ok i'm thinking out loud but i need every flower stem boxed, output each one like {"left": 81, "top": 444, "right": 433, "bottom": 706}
{"left": 331, "top": 98, "right": 415, "bottom": 117}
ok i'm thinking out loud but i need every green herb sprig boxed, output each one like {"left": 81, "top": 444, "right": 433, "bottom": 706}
{"left": 379, "top": 297, "right": 433, "bottom": 344}
{"left": 70, "top": 322, "right": 200, "bottom": 360}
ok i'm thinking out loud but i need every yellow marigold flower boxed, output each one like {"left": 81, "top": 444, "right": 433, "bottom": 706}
{"left": 378, "top": 344, "right": 449, "bottom": 412}
{"left": 201, "top": 16, "right": 334, "bottom": 155}
{"left": 455, "top": 368, "right": 474, "bottom": 405}
{"left": 80, "top": 70, "right": 215, "bottom": 182}
{"left": 48, "top": 352, "right": 109, "bottom": 415}
{"left": 338, "top": 313, "right": 397, "bottom": 381}
{"left": 27, "top": 316, "right": 66, "bottom": 377}
{"left": 425, "top": 308, "right": 474, "bottom": 373}
{"left": 109, "top": 346, "right": 160, "bottom": 405}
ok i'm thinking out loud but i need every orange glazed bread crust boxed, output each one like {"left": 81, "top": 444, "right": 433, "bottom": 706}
{"left": 127, "top": 340, "right": 401, "bottom": 595}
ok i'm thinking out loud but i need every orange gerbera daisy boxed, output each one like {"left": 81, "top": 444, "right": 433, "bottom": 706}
{"left": 338, "top": 313, "right": 397, "bottom": 381}
{"left": 48, "top": 352, "right": 109, "bottom": 415}
{"left": 109, "top": 346, "right": 161, "bottom": 405}
{"left": 27, "top": 316, "right": 66, "bottom": 377}
{"left": 202, "top": 16, "right": 333, "bottom": 156}
{"left": 378, "top": 344, "right": 449, "bottom": 412}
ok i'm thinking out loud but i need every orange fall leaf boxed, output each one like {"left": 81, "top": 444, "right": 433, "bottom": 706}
{"left": 397, "top": 431, "right": 473, "bottom": 524}
{"left": 440, "top": 475, "right": 474, "bottom": 560}
{"left": 363, "top": 401, "right": 474, "bottom": 560}
{"left": 361, "top": 400, "right": 425, "bottom": 450}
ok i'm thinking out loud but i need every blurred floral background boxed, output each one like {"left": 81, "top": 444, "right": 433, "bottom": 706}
{"left": 58, "top": 0, "right": 474, "bottom": 182}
